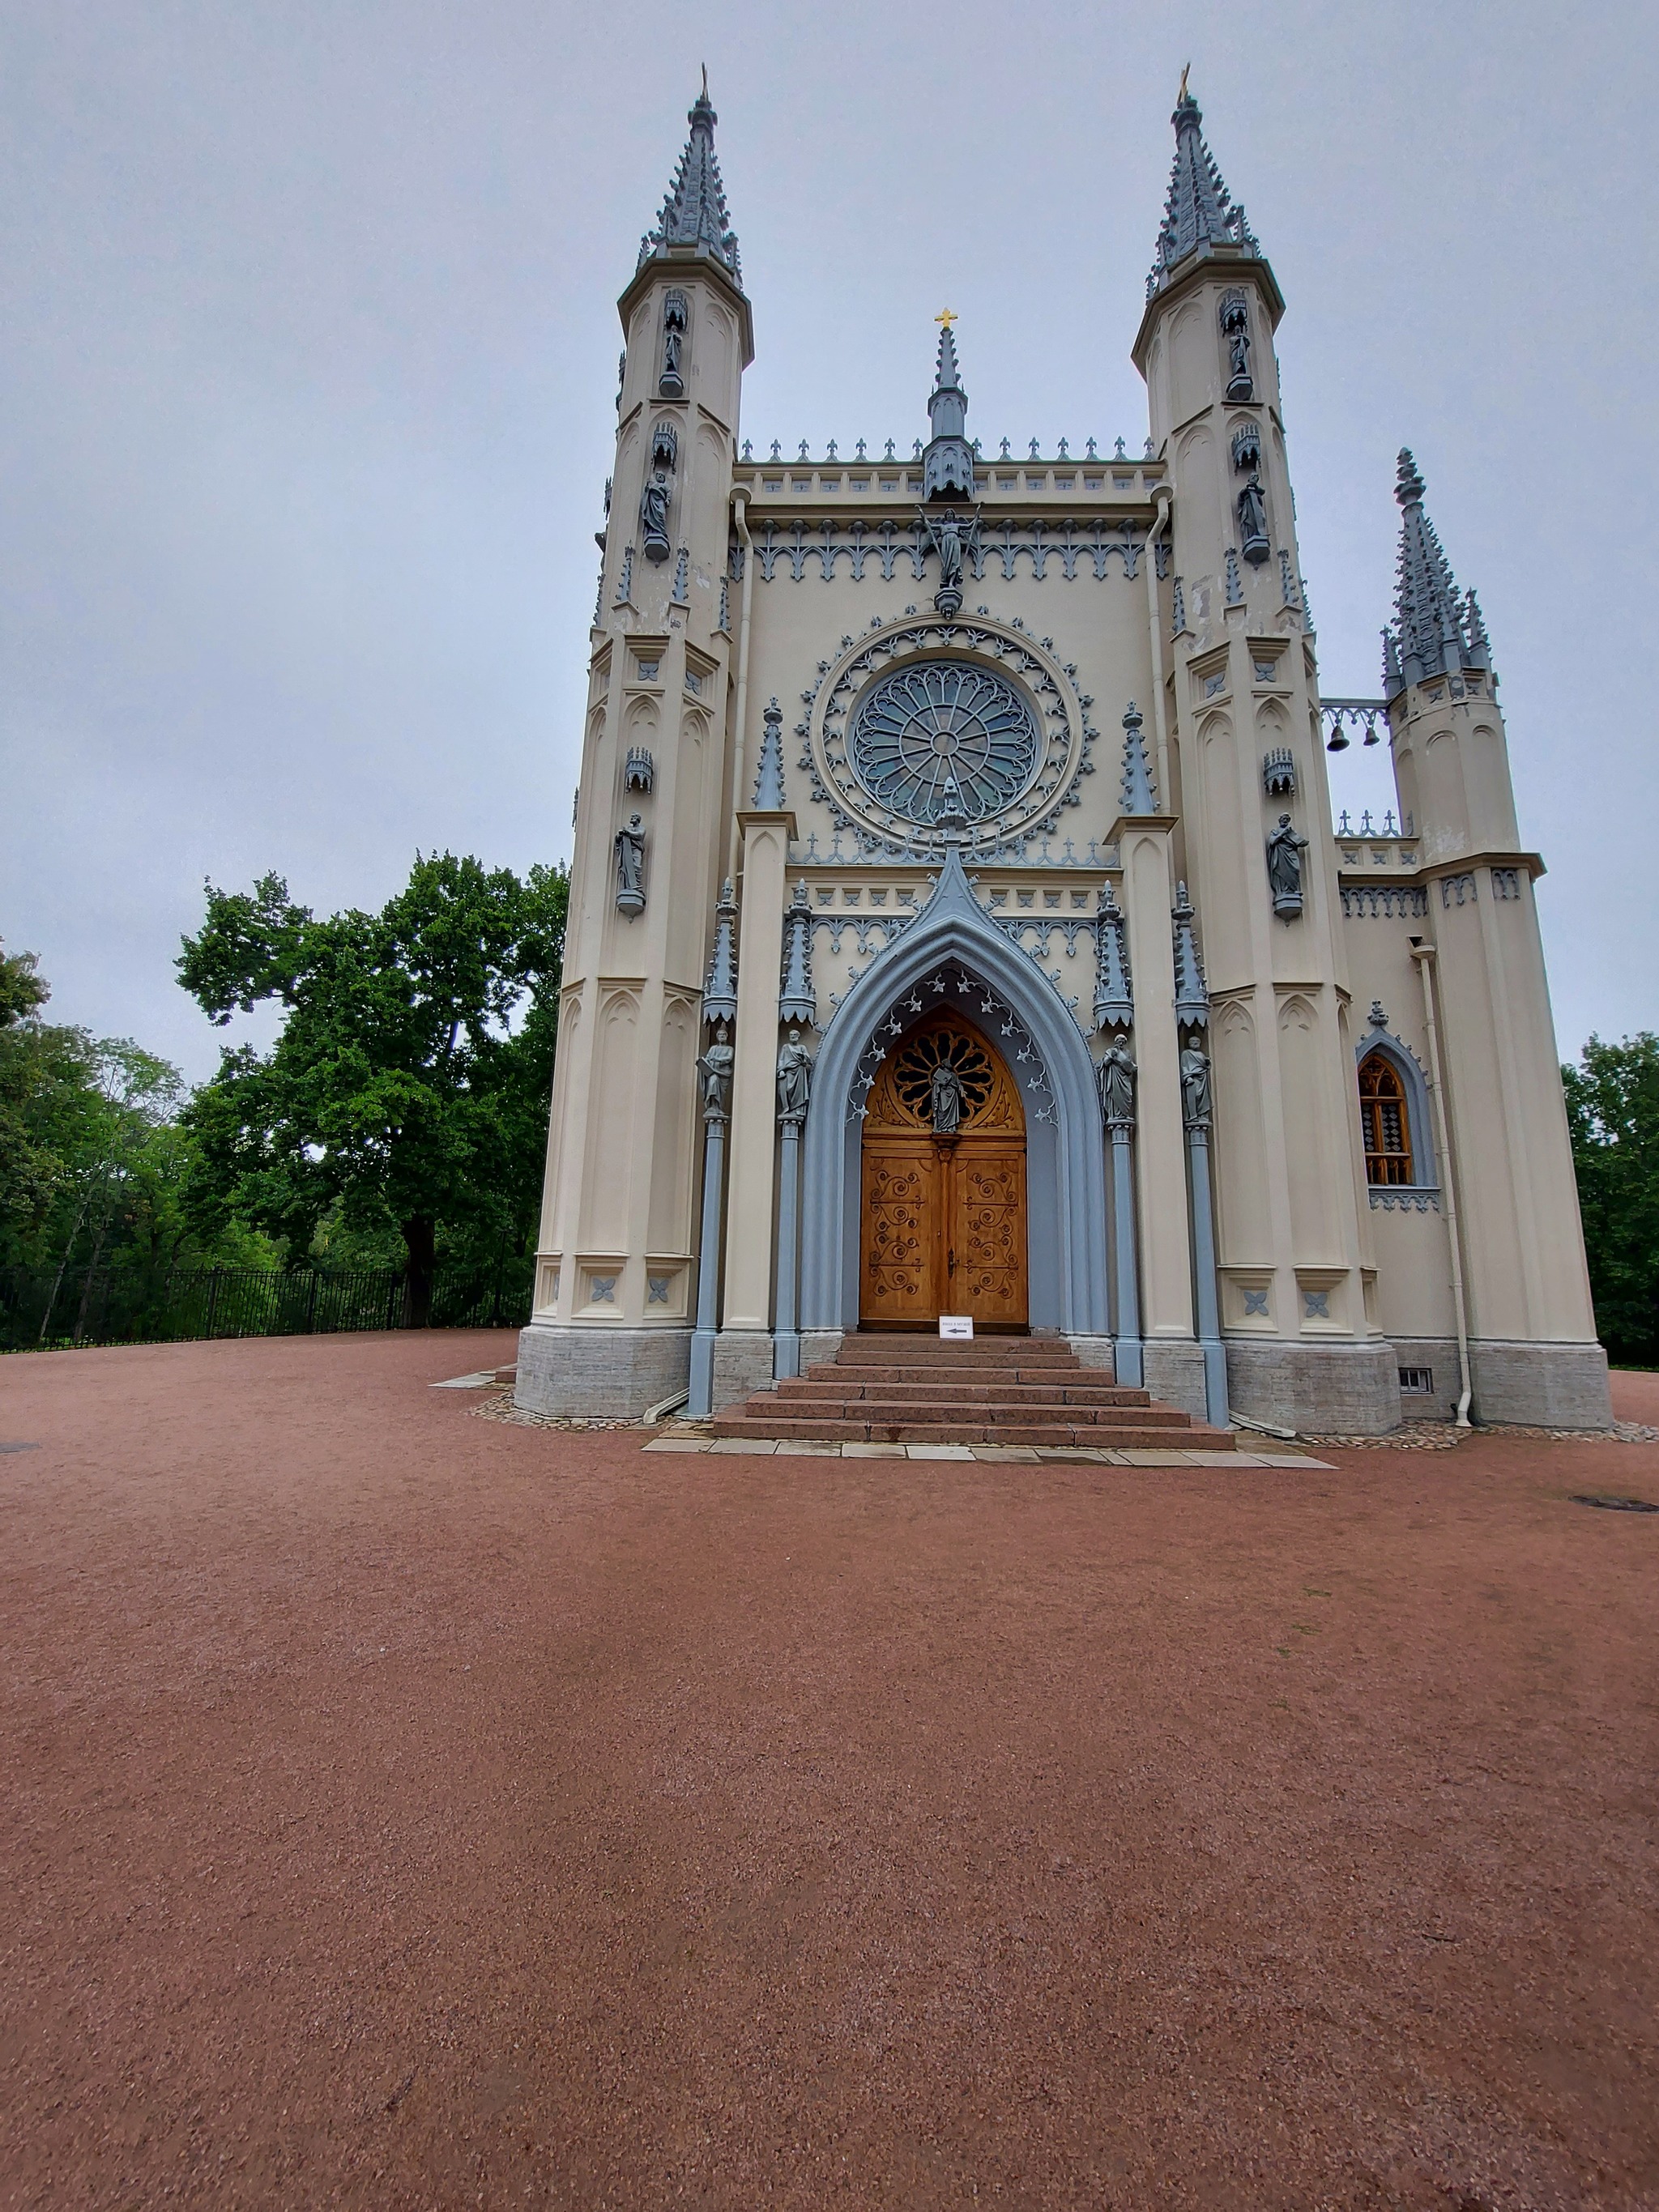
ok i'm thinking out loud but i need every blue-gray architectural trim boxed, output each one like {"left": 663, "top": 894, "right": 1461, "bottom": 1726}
{"left": 799, "top": 846, "right": 1111, "bottom": 1335}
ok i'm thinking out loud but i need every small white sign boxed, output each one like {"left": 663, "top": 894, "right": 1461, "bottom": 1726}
{"left": 939, "top": 1315, "right": 974, "bottom": 1340}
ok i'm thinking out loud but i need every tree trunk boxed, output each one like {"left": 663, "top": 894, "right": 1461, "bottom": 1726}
{"left": 402, "top": 1216, "right": 437, "bottom": 1328}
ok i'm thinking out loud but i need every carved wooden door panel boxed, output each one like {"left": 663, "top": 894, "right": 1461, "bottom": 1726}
{"left": 949, "top": 1144, "right": 1027, "bottom": 1327}
{"left": 860, "top": 1140, "right": 940, "bottom": 1325}
{"left": 859, "top": 1011, "right": 1029, "bottom": 1329}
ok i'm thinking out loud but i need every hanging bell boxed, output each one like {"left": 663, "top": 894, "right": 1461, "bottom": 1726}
{"left": 1362, "top": 715, "right": 1380, "bottom": 748}
{"left": 1326, "top": 716, "right": 1350, "bottom": 752}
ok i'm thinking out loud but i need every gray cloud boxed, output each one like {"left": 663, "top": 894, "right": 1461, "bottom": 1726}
{"left": 2, "top": 0, "right": 1653, "bottom": 1078}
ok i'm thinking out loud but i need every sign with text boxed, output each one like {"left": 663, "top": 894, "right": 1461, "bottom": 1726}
{"left": 939, "top": 1315, "right": 974, "bottom": 1340}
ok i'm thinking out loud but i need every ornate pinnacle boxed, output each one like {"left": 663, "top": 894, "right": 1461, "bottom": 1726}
{"left": 640, "top": 79, "right": 742, "bottom": 285}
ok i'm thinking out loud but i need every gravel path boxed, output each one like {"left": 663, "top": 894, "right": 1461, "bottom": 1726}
{"left": 2, "top": 1332, "right": 1656, "bottom": 2210}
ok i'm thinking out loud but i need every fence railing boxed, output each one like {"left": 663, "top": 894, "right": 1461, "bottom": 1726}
{"left": 0, "top": 1260, "right": 535, "bottom": 1353}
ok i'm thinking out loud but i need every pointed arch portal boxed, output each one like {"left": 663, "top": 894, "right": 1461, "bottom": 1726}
{"left": 799, "top": 849, "right": 1111, "bottom": 1337}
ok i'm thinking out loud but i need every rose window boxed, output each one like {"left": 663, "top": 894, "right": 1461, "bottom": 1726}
{"left": 847, "top": 662, "right": 1039, "bottom": 825}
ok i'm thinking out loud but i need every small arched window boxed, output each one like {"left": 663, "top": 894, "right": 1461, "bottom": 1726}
{"left": 1358, "top": 1052, "right": 1413, "bottom": 1184}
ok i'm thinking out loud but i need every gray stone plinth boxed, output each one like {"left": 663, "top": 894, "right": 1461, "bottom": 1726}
{"left": 1067, "top": 1334, "right": 1119, "bottom": 1375}
{"left": 800, "top": 1330, "right": 845, "bottom": 1374}
{"left": 1388, "top": 1337, "right": 1465, "bottom": 1421}
{"left": 514, "top": 1322, "right": 691, "bottom": 1419}
{"left": 1141, "top": 1340, "right": 1208, "bottom": 1420}
{"left": 1225, "top": 1339, "right": 1401, "bottom": 1436}
{"left": 1469, "top": 1340, "right": 1611, "bottom": 1430}
{"left": 712, "top": 1328, "right": 776, "bottom": 1411}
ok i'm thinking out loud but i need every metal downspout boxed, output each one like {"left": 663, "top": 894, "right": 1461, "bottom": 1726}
{"left": 1410, "top": 941, "right": 1473, "bottom": 1427}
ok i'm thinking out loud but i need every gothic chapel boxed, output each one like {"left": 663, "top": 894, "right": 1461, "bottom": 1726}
{"left": 514, "top": 80, "right": 1610, "bottom": 1436}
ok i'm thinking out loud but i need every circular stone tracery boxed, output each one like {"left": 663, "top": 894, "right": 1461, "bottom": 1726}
{"left": 848, "top": 663, "right": 1038, "bottom": 826}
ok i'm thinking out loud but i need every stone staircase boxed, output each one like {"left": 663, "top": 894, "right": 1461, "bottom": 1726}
{"left": 711, "top": 1333, "right": 1238, "bottom": 1451}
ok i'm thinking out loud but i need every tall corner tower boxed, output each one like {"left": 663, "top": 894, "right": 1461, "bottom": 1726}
{"left": 516, "top": 80, "right": 753, "bottom": 1418}
{"left": 1380, "top": 454, "right": 1609, "bottom": 1424}
{"left": 1130, "top": 83, "right": 1399, "bottom": 1433}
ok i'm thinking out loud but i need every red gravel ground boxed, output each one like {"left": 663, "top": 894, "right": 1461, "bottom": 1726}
{"left": 2, "top": 1333, "right": 1657, "bottom": 2211}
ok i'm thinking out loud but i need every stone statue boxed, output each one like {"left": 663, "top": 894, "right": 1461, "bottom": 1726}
{"left": 1266, "top": 812, "right": 1309, "bottom": 918}
{"left": 698, "top": 1031, "right": 734, "bottom": 1122}
{"left": 615, "top": 813, "right": 646, "bottom": 914}
{"left": 659, "top": 289, "right": 688, "bottom": 398}
{"left": 639, "top": 470, "right": 671, "bottom": 562}
{"left": 1237, "top": 474, "right": 1269, "bottom": 562}
{"left": 933, "top": 509, "right": 963, "bottom": 592}
{"left": 776, "top": 1029, "right": 812, "bottom": 1124}
{"left": 929, "top": 1058, "right": 966, "bottom": 1136}
{"left": 1097, "top": 1038, "right": 1137, "bottom": 1127}
{"left": 1222, "top": 293, "right": 1253, "bottom": 402}
{"left": 1179, "top": 1046, "right": 1213, "bottom": 1129}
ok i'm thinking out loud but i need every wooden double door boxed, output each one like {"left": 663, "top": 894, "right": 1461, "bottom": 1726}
{"left": 859, "top": 1013, "right": 1028, "bottom": 1330}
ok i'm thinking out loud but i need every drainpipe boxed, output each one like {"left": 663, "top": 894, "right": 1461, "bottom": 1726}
{"left": 1145, "top": 485, "right": 1174, "bottom": 810}
{"left": 729, "top": 488, "right": 756, "bottom": 881}
{"left": 1410, "top": 940, "right": 1473, "bottom": 1428}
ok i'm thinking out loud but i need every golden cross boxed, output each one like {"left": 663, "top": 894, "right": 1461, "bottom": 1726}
{"left": 1178, "top": 62, "right": 1191, "bottom": 101}
{"left": 935, "top": 308, "right": 957, "bottom": 330}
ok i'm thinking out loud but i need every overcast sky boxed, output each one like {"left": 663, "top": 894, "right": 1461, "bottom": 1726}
{"left": 2, "top": 0, "right": 1654, "bottom": 1082}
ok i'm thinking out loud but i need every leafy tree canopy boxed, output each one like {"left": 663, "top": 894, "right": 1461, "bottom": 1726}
{"left": 1563, "top": 1032, "right": 1659, "bottom": 1367}
{"left": 178, "top": 853, "right": 568, "bottom": 1319}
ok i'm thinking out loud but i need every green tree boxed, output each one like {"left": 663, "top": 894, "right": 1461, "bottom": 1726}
{"left": 178, "top": 853, "right": 568, "bottom": 1323}
{"left": 1563, "top": 1033, "right": 1659, "bottom": 1367}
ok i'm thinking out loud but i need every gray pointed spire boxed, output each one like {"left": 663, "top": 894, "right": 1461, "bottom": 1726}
{"left": 638, "top": 76, "right": 742, "bottom": 286}
{"left": 702, "top": 878, "right": 738, "bottom": 1026}
{"left": 1119, "top": 701, "right": 1158, "bottom": 816}
{"left": 1093, "top": 884, "right": 1134, "bottom": 1031}
{"left": 1172, "top": 882, "right": 1210, "bottom": 1029}
{"left": 778, "top": 883, "right": 817, "bottom": 1026}
{"left": 1148, "top": 81, "right": 1261, "bottom": 296}
{"left": 752, "top": 698, "right": 787, "bottom": 809}
{"left": 1392, "top": 449, "right": 1478, "bottom": 686}
{"left": 922, "top": 316, "right": 975, "bottom": 500}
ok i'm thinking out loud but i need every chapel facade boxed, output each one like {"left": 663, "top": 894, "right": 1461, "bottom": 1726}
{"left": 514, "top": 80, "right": 1610, "bottom": 1435}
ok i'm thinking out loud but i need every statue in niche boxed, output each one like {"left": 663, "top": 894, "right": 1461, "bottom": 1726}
{"left": 929, "top": 1058, "right": 966, "bottom": 1136}
{"left": 1237, "top": 475, "right": 1269, "bottom": 564}
{"left": 776, "top": 1029, "right": 812, "bottom": 1124}
{"left": 1180, "top": 1046, "right": 1213, "bottom": 1130}
{"left": 659, "top": 289, "right": 688, "bottom": 398}
{"left": 1221, "top": 293, "right": 1253, "bottom": 403}
{"left": 615, "top": 813, "right": 647, "bottom": 914}
{"left": 934, "top": 509, "right": 964, "bottom": 592}
{"left": 698, "top": 1028, "right": 734, "bottom": 1122}
{"left": 639, "top": 470, "right": 672, "bottom": 562}
{"left": 1097, "top": 1039, "right": 1137, "bottom": 1127}
{"left": 1265, "top": 812, "right": 1309, "bottom": 918}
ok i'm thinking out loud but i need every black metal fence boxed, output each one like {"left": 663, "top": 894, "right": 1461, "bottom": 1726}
{"left": 0, "top": 1259, "right": 535, "bottom": 1352}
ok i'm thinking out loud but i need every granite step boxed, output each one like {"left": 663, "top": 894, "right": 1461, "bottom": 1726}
{"left": 730, "top": 1396, "right": 1196, "bottom": 1430}
{"left": 708, "top": 1414, "right": 1236, "bottom": 1450}
{"left": 777, "top": 1377, "right": 1153, "bottom": 1406}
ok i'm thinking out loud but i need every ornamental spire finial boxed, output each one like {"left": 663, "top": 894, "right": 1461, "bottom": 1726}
{"left": 637, "top": 79, "right": 743, "bottom": 287}
{"left": 1147, "top": 79, "right": 1261, "bottom": 296}
{"left": 923, "top": 316, "right": 974, "bottom": 501}
{"left": 1389, "top": 447, "right": 1484, "bottom": 686}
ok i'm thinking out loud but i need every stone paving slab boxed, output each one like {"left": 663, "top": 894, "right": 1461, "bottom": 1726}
{"left": 642, "top": 1436, "right": 1337, "bottom": 1468}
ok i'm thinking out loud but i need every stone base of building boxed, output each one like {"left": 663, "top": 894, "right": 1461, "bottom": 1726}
{"left": 1472, "top": 1338, "right": 1611, "bottom": 1428}
{"left": 1141, "top": 1339, "right": 1209, "bottom": 1421}
{"left": 712, "top": 1328, "right": 776, "bottom": 1412}
{"left": 1386, "top": 1336, "right": 1612, "bottom": 1428}
{"left": 1066, "top": 1334, "right": 1118, "bottom": 1375}
{"left": 1225, "top": 1338, "right": 1402, "bottom": 1436}
{"left": 514, "top": 1321, "right": 690, "bottom": 1420}
{"left": 800, "top": 1330, "right": 845, "bottom": 1373}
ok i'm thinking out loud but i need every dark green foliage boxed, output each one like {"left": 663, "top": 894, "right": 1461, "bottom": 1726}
{"left": 1563, "top": 1034, "right": 1659, "bottom": 1367}
{"left": 178, "top": 854, "right": 568, "bottom": 1322}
